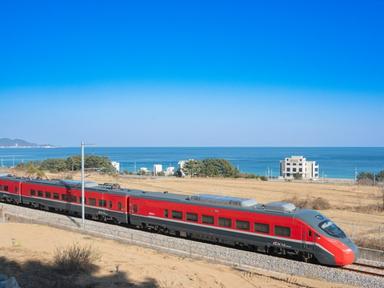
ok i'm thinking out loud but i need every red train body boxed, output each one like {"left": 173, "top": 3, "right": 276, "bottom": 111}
{"left": 0, "top": 175, "right": 358, "bottom": 266}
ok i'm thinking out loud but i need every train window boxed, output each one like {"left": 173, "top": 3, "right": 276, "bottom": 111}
{"left": 98, "top": 200, "right": 106, "bottom": 207}
{"left": 109, "top": 201, "right": 113, "bottom": 209}
{"left": 164, "top": 209, "right": 168, "bottom": 217}
{"left": 118, "top": 202, "right": 122, "bottom": 210}
{"left": 15, "top": 187, "right": 19, "bottom": 193}
{"left": 172, "top": 210, "right": 183, "bottom": 219}
{"left": 308, "top": 230, "right": 312, "bottom": 237}
{"left": 254, "top": 223, "right": 269, "bottom": 234}
{"left": 186, "top": 212, "right": 198, "bottom": 222}
{"left": 218, "top": 217, "right": 231, "bottom": 227}
{"left": 275, "top": 226, "right": 291, "bottom": 237}
{"left": 319, "top": 220, "right": 346, "bottom": 238}
{"left": 61, "top": 194, "right": 68, "bottom": 201}
{"left": 30, "top": 190, "right": 36, "bottom": 196}
{"left": 37, "top": 191, "right": 43, "bottom": 197}
{"left": 53, "top": 193, "right": 59, "bottom": 199}
{"left": 89, "top": 198, "right": 96, "bottom": 206}
{"left": 70, "top": 196, "right": 77, "bottom": 202}
{"left": 133, "top": 204, "right": 138, "bottom": 213}
{"left": 236, "top": 220, "right": 250, "bottom": 230}
{"left": 4, "top": 186, "right": 8, "bottom": 191}
{"left": 45, "top": 192, "right": 51, "bottom": 198}
{"left": 202, "top": 215, "right": 214, "bottom": 224}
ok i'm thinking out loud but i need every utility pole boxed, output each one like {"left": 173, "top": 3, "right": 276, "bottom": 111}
{"left": 81, "top": 141, "right": 85, "bottom": 229}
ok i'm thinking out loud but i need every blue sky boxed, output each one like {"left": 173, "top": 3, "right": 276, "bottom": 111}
{"left": 0, "top": 0, "right": 383, "bottom": 146}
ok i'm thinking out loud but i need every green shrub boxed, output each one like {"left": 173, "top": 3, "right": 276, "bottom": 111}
{"left": 182, "top": 158, "right": 239, "bottom": 177}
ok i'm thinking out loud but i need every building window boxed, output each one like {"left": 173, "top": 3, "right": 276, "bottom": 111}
{"left": 287, "top": 168, "right": 290, "bottom": 172}
{"left": 38, "top": 191, "right": 43, "bottom": 197}
{"left": 254, "top": 223, "right": 269, "bottom": 233}
{"left": 299, "top": 168, "right": 302, "bottom": 172}
{"left": 186, "top": 212, "right": 198, "bottom": 222}
{"left": 218, "top": 217, "right": 231, "bottom": 227}
{"left": 172, "top": 210, "right": 183, "bottom": 219}
{"left": 275, "top": 226, "right": 291, "bottom": 237}
{"left": 236, "top": 220, "right": 250, "bottom": 230}
{"left": 286, "top": 173, "right": 291, "bottom": 177}
{"left": 53, "top": 193, "right": 59, "bottom": 199}
{"left": 30, "top": 189, "right": 36, "bottom": 196}
{"left": 292, "top": 168, "right": 296, "bottom": 172}
{"left": 202, "top": 215, "right": 214, "bottom": 224}
{"left": 45, "top": 192, "right": 51, "bottom": 198}
{"left": 164, "top": 209, "right": 168, "bottom": 218}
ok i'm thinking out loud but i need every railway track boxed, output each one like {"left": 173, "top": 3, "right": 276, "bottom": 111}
{"left": 342, "top": 262, "right": 384, "bottom": 278}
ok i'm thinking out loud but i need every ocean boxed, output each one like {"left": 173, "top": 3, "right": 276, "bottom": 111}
{"left": 0, "top": 147, "right": 383, "bottom": 179}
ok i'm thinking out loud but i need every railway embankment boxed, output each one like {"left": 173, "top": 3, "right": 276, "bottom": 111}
{"left": 0, "top": 203, "right": 383, "bottom": 288}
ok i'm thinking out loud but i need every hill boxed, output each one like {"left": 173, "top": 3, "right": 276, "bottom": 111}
{"left": 0, "top": 138, "right": 53, "bottom": 148}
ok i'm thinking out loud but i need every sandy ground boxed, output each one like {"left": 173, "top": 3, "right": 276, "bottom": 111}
{"left": 0, "top": 222, "right": 352, "bottom": 288}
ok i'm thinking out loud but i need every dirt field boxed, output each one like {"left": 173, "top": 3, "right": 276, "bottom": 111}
{"left": 0, "top": 222, "right": 352, "bottom": 288}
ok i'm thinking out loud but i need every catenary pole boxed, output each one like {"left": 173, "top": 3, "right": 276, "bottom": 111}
{"left": 81, "top": 141, "right": 85, "bottom": 228}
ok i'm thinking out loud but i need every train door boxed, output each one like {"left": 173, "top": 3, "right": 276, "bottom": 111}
{"left": 302, "top": 226, "right": 315, "bottom": 251}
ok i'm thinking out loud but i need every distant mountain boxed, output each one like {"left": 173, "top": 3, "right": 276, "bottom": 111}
{"left": 0, "top": 138, "right": 54, "bottom": 148}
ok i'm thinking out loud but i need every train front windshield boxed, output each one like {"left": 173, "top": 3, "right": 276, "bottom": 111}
{"left": 319, "top": 220, "right": 346, "bottom": 238}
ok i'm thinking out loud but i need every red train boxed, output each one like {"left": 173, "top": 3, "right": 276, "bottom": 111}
{"left": 0, "top": 174, "right": 358, "bottom": 266}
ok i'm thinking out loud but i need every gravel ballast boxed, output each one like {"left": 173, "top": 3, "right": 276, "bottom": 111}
{"left": 1, "top": 203, "right": 383, "bottom": 288}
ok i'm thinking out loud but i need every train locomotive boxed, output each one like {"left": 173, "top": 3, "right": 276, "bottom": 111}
{"left": 0, "top": 174, "right": 358, "bottom": 266}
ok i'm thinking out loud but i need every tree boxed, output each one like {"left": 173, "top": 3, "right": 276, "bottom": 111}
{"left": 200, "top": 159, "right": 239, "bottom": 177}
{"left": 183, "top": 160, "right": 202, "bottom": 176}
{"left": 375, "top": 170, "right": 384, "bottom": 183}
{"left": 357, "top": 172, "right": 375, "bottom": 185}
{"left": 181, "top": 158, "right": 239, "bottom": 177}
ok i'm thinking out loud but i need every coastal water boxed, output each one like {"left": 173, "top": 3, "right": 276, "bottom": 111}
{"left": 0, "top": 147, "right": 383, "bottom": 179}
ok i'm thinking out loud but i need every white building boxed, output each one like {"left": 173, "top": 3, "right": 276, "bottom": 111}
{"left": 280, "top": 156, "right": 319, "bottom": 180}
{"left": 111, "top": 161, "right": 120, "bottom": 172}
{"left": 153, "top": 164, "right": 163, "bottom": 175}
{"left": 165, "top": 166, "right": 175, "bottom": 176}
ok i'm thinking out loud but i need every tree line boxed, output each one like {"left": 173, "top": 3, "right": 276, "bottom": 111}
{"left": 16, "top": 155, "right": 117, "bottom": 175}
{"left": 178, "top": 158, "right": 267, "bottom": 180}
{"left": 357, "top": 170, "right": 384, "bottom": 185}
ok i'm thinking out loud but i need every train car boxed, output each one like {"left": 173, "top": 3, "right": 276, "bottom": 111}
{"left": 129, "top": 192, "right": 358, "bottom": 266}
{"left": 0, "top": 175, "right": 22, "bottom": 204}
{"left": 0, "top": 175, "right": 130, "bottom": 224}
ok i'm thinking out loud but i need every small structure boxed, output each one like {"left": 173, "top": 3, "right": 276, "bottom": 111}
{"left": 139, "top": 167, "right": 149, "bottom": 175}
{"left": 111, "top": 161, "right": 120, "bottom": 172}
{"left": 165, "top": 166, "right": 175, "bottom": 176}
{"left": 280, "top": 156, "right": 319, "bottom": 180}
{"left": 153, "top": 164, "right": 163, "bottom": 176}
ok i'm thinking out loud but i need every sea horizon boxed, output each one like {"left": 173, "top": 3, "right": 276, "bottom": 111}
{"left": 1, "top": 147, "right": 383, "bottom": 179}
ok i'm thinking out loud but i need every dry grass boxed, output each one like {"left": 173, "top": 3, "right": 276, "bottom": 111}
{"left": 284, "top": 196, "right": 331, "bottom": 210}
{"left": 53, "top": 243, "right": 100, "bottom": 274}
